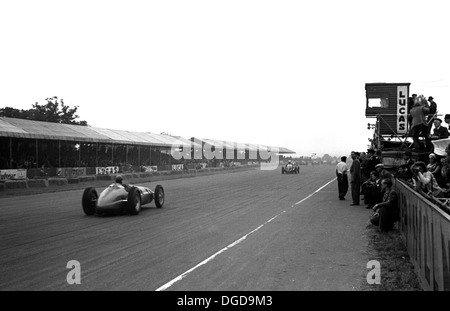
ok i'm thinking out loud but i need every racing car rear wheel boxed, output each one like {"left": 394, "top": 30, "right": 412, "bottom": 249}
{"left": 127, "top": 187, "right": 141, "bottom": 215}
{"left": 82, "top": 187, "right": 98, "bottom": 216}
{"left": 155, "top": 185, "right": 164, "bottom": 208}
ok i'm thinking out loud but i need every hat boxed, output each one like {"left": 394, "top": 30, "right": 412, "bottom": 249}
{"left": 367, "top": 148, "right": 375, "bottom": 154}
{"left": 404, "top": 151, "right": 412, "bottom": 157}
{"left": 428, "top": 96, "right": 434, "bottom": 100}
{"left": 429, "top": 153, "right": 436, "bottom": 158}
{"left": 412, "top": 94, "right": 417, "bottom": 97}
{"left": 434, "top": 118, "right": 442, "bottom": 123}
{"left": 445, "top": 114, "right": 450, "bottom": 120}
{"left": 375, "top": 164, "right": 384, "bottom": 169}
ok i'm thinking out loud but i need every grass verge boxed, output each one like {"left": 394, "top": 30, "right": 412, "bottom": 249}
{"left": 361, "top": 222, "right": 422, "bottom": 291}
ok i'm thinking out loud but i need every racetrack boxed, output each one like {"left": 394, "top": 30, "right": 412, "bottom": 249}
{"left": 0, "top": 165, "right": 372, "bottom": 291}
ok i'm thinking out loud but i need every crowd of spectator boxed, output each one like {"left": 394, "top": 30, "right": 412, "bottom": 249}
{"left": 399, "top": 147, "right": 450, "bottom": 200}
{"left": 336, "top": 149, "right": 398, "bottom": 233}
{"left": 407, "top": 94, "right": 448, "bottom": 151}
{"left": 337, "top": 141, "right": 450, "bottom": 233}
{"left": 334, "top": 94, "right": 450, "bottom": 231}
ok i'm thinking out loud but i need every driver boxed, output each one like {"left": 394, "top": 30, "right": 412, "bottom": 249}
{"left": 115, "top": 175, "right": 131, "bottom": 191}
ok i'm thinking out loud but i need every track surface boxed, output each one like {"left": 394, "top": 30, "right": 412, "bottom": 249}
{"left": 0, "top": 165, "right": 371, "bottom": 291}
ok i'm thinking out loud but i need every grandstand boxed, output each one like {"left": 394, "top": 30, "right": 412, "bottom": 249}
{"left": 0, "top": 117, "right": 295, "bottom": 178}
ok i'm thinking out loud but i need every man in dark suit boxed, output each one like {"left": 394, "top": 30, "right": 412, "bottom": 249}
{"left": 430, "top": 118, "right": 449, "bottom": 140}
{"left": 350, "top": 151, "right": 361, "bottom": 206}
{"left": 427, "top": 96, "right": 437, "bottom": 133}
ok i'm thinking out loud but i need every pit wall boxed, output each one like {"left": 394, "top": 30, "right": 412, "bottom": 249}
{"left": 395, "top": 179, "right": 450, "bottom": 291}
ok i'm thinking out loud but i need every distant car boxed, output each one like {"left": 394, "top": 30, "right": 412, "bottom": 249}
{"left": 282, "top": 162, "right": 300, "bottom": 174}
{"left": 82, "top": 182, "right": 165, "bottom": 215}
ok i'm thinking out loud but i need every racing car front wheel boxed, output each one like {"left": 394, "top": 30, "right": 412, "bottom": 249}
{"left": 82, "top": 187, "right": 98, "bottom": 216}
{"left": 155, "top": 185, "right": 164, "bottom": 208}
{"left": 127, "top": 187, "right": 141, "bottom": 215}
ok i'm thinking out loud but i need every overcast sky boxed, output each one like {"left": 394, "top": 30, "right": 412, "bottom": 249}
{"left": 1, "top": 0, "right": 449, "bottom": 157}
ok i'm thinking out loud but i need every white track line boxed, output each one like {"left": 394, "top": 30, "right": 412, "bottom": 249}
{"left": 292, "top": 178, "right": 336, "bottom": 207}
{"left": 155, "top": 178, "right": 336, "bottom": 291}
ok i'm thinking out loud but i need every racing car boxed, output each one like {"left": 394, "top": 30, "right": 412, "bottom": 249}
{"left": 82, "top": 179, "right": 165, "bottom": 216}
{"left": 281, "top": 161, "right": 300, "bottom": 174}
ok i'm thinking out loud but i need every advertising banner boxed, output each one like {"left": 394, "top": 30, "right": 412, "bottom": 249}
{"left": 0, "top": 169, "right": 27, "bottom": 180}
{"left": 171, "top": 164, "right": 184, "bottom": 171}
{"left": 57, "top": 167, "right": 86, "bottom": 177}
{"left": 141, "top": 166, "right": 158, "bottom": 172}
{"left": 96, "top": 166, "right": 119, "bottom": 175}
{"left": 397, "top": 85, "right": 408, "bottom": 134}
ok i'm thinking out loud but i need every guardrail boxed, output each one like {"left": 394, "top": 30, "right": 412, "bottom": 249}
{"left": 395, "top": 178, "right": 450, "bottom": 291}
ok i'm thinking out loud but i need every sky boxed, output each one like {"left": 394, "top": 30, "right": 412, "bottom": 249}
{"left": 1, "top": 0, "right": 449, "bottom": 157}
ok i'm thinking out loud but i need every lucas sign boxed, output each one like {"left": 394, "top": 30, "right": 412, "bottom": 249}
{"left": 397, "top": 86, "right": 408, "bottom": 134}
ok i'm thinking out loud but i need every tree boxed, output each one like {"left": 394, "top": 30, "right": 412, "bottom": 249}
{"left": 0, "top": 107, "right": 34, "bottom": 119}
{"left": 0, "top": 96, "right": 88, "bottom": 126}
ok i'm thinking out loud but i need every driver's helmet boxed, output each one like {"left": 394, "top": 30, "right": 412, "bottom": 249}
{"left": 115, "top": 175, "right": 123, "bottom": 184}
{"left": 288, "top": 160, "right": 292, "bottom": 163}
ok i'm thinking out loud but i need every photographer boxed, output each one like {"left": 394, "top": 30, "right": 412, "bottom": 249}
{"left": 427, "top": 153, "right": 443, "bottom": 187}
{"left": 411, "top": 161, "right": 444, "bottom": 198}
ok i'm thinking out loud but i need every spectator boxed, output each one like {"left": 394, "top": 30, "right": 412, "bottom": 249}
{"left": 427, "top": 153, "right": 444, "bottom": 187}
{"left": 361, "top": 170, "right": 382, "bottom": 209}
{"left": 397, "top": 151, "right": 415, "bottom": 180}
{"left": 411, "top": 161, "right": 444, "bottom": 197}
{"left": 336, "top": 156, "right": 349, "bottom": 200}
{"left": 441, "top": 157, "right": 450, "bottom": 186}
{"left": 409, "top": 95, "right": 431, "bottom": 151}
{"left": 350, "top": 151, "right": 361, "bottom": 206}
{"left": 375, "top": 150, "right": 382, "bottom": 163}
{"left": 430, "top": 118, "right": 449, "bottom": 140}
{"left": 366, "top": 149, "right": 380, "bottom": 175}
{"left": 407, "top": 94, "right": 418, "bottom": 116}
{"left": 360, "top": 151, "right": 370, "bottom": 183}
{"left": 427, "top": 96, "right": 438, "bottom": 133}
{"left": 370, "top": 178, "right": 399, "bottom": 232}
{"left": 375, "top": 163, "right": 392, "bottom": 181}
{"left": 440, "top": 144, "right": 450, "bottom": 188}
{"left": 444, "top": 114, "right": 450, "bottom": 132}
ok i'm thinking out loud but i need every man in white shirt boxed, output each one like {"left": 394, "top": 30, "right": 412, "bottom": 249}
{"left": 336, "top": 156, "right": 349, "bottom": 200}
